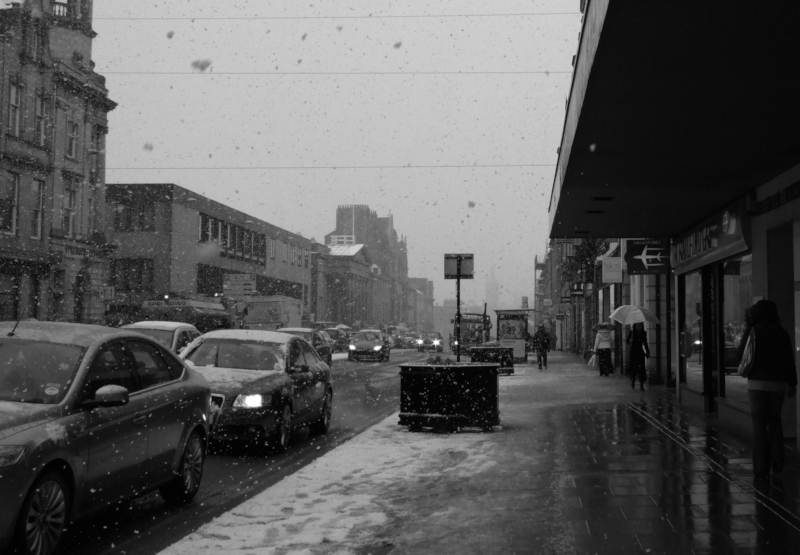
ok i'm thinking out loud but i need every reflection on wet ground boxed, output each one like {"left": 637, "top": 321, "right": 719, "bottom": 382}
{"left": 552, "top": 394, "right": 800, "bottom": 554}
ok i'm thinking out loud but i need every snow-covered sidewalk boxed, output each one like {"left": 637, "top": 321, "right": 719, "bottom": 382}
{"left": 160, "top": 355, "right": 640, "bottom": 555}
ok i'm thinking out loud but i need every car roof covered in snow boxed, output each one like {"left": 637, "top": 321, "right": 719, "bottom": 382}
{"left": 278, "top": 327, "right": 313, "bottom": 333}
{"left": 0, "top": 321, "right": 147, "bottom": 348}
{"left": 123, "top": 321, "right": 198, "bottom": 332}
{"left": 199, "top": 329, "right": 297, "bottom": 344}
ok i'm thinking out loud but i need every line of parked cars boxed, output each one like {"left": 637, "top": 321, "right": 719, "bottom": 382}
{"left": 0, "top": 320, "right": 334, "bottom": 555}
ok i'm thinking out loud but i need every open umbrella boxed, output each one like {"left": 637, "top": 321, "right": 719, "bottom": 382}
{"left": 609, "top": 305, "right": 661, "bottom": 326}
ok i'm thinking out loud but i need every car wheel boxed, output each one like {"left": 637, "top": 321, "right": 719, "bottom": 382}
{"left": 312, "top": 390, "right": 333, "bottom": 435}
{"left": 15, "top": 470, "right": 70, "bottom": 555}
{"left": 272, "top": 405, "right": 292, "bottom": 453}
{"left": 160, "top": 430, "right": 205, "bottom": 504}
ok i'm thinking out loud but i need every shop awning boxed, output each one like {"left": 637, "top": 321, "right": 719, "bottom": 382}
{"left": 549, "top": 0, "right": 800, "bottom": 239}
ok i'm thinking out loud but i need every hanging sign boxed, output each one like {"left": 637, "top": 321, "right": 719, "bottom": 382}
{"left": 624, "top": 240, "right": 669, "bottom": 275}
{"left": 444, "top": 254, "right": 474, "bottom": 279}
{"left": 602, "top": 257, "right": 622, "bottom": 283}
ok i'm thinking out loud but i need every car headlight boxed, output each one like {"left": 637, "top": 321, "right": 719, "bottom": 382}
{"left": 373, "top": 345, "right": 382, "bottom": 351}
{"left": 349, "top": 344, "right": 356, "bottom": 350}
{"left": 0, "top": 446, "right": 25, "bottom": 467}
{"left": 417, "top": 339, "right": 423, "bottom": 344}
{"left": 433, "top": 340, "right": 440, "bottom": 345}
{"left": 233, "top": 394, "right": 269, "bottom": 409}
{"left": 694, "top": 340, "right": 702, "bottom": 345}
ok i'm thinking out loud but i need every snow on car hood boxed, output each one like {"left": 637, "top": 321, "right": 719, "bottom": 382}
{"left": 0, "top": 401, "right": 62, "bottom": 441}
{"left": 190, "top": 366, "right": 284, "bottom": 396}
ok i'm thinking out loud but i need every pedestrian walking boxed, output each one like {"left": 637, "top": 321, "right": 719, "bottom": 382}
{"left": 592, "top": 323, "right": 614, "bottom": 377}
{"left": 532, "top": 325, "right": 551, "bottom": 370}
{"left": 743, "top": 300, "right": 797, "bottom": 481}
{"left": 626, "top": 322, "right": 650, "bottom": 390}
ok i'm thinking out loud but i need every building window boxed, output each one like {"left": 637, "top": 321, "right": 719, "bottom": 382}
{"left": 259, "top": 235, "right": 267, "bottom": 262}
{"left": 35, "top": 94, "right": 50, "bottom": 147}
{"left": 199, "top": 213, "right": 210, "bottom": 242}
{"left": 282, "top": 242, "right": 287, "bottom": 263}
{"left": 31, "top": 179, "right": 44, "bottom": 239}
{"left": 88, "top": 125, "right": 100, "bottom": 172}
{"left": 8, "top": 84, "right": 21, "bottom": 137}
{"left": 234, "top": 226, "right": 243, "bottom": 257}
{"left": 221, "top": 223, "right": 230, "bottom": 252}
{"left": 114, "top": 201, "right": 155, "bottom": 232}
{"left": 243, "top": 230, "right": 252, "bottom": 259}
{"left": 0, "top": 173, "right": 19, "bottom": 234}
{"left": 66, "top": 120, "right": 79, "bottom": 159}
{"left": 211, "top": 218, "right": 220, "bottom": 242}
{"left": 112, "top": 259, "right": 155, "bottom": 292}
{"left": 62, "top": 180, "right": 77, "bottom": 237}
{"left": 304, "top": 249, "right": 309, "bottom": 268}
{"left": 270, "top": 237, "right": 276, "bottom": 259}
{"left": 29, "top": 26, "right": 41, "bottom": 62}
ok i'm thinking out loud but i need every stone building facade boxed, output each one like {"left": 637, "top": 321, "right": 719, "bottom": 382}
{"left": 0, "top": 1, "right": 115, "bottom": 323}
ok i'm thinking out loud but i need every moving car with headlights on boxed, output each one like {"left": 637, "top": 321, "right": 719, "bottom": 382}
{"left": 417, "top": 331, "right": 444, "bottom": 353}
{"left": 278, "top": 327, "right": 334, "bottom": 366}
{"left": 0, "top": 322, "right": 210, "bottom": 555}
{"left": 182, "top": 330, "right": 333, "bottom": 452}
{"left": 348, "top": 329, "right": 391, "bottom": 362}
{"left": 122, "top": 321, "right": 201, "bottom": 353}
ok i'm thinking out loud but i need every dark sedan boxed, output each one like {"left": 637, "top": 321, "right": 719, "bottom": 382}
{"left": 279, "top": 327, "right": 334, "bottom": 367}
{"left": 182, "top": 330, "right": 333, "bottom": 452}
{"left": 348, "top": 329, "right": 391, "bottom": 362}
{"left": 0, "top": 322, "right": 210, "bottom": 555}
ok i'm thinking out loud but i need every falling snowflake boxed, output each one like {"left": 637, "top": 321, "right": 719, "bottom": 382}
{"left": 143, "top": 143, "right": 153, "bottom": 151}
{"left": 393, "top": 41, "right": 402, "bottom": 48}
{"left": 191, "top": 59, "right": 212, "bottom": 72}
{"left": 468, "top": 201, "right": 476, "bottom": 208}
{"left": 166, "top": 31, "right": 174, "bottom": 39}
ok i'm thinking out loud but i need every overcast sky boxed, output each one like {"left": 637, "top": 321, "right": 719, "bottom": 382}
{"left": 92, "top": 1, "right": 582, "bottom": 308}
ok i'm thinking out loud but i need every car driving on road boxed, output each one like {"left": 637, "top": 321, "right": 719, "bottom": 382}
{"left": 122, "top": 321, "right": 201, "bottom": 353}
{"left": 278, "top": 327, "right": 334, "bottom": 367}
{"left": 417, "top": 331, "right": 444, "bottom": 353}
{"left": 182, "top": 330, "right": 333, "bottom": 452}
{"left": 0, "top": 322, "right": 210, "bottom": 555}
{"left": 348, "top": 329, "right": 391, "bottom": 362}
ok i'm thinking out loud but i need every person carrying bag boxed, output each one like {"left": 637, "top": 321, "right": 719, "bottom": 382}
{"left": 743, "top": 300, "right": 797, "bottom": 481}
{"left": 592, "top": 324, "right": 614, "bottom": 377}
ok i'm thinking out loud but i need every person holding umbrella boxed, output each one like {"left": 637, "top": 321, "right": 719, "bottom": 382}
{"left": 609, "top": 305, "right": 660, "bottom": 391}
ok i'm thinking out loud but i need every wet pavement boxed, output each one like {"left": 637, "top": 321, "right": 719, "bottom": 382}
{"left": 504, "top": 351, "right": 800, "bottom": 555}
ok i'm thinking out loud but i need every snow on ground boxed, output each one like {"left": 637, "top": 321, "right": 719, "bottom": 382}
{"left": 160, "top": 411, "right": 498, "bottom": 555}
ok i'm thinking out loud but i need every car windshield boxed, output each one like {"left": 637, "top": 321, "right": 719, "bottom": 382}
{"left": 185, "top": 338, "right": 283, "bottom": 371}
{"left": 353, "top": 331, "right": 381, "bottom": 342}
{"left": 0, "top": 340, "right": 84, "bottom": 404}
{"left": 286, "top": 331, "right": 312, "bottom": 341}
{"left": 129, "top": 328, "right": 174, "bottom": 348}
{"left": 422, "top": 332, "right": 441, "bottom": 340}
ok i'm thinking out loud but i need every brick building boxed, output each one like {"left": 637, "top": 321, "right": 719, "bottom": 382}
{"left": 105, "top": 183, "right": 312, "bottom": 323}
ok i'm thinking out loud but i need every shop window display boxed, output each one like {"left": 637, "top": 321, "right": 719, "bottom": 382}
{"left": 682, "top": 271, "right": 703, "bottom": 392}
{"left": 721, "top": 254, "right": 752, "bottom": 406}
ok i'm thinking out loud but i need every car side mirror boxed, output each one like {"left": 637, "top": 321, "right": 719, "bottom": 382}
{"left": 84, "top": 384, "right": 129, "bottom": 409}
{"left": 288, "top": 364, "right": 310, "bottom": 374}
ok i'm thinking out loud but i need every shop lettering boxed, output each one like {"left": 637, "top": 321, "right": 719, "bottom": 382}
{"left": 674, "top": 227, "right": 715, "bottom": 264}
{"left": 755, "top": 180, "right": 800, "bottom": 216}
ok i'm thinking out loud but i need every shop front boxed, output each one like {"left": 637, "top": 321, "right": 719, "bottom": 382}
{"left": 671, "top": 197, "right": 769, "bottom": 438}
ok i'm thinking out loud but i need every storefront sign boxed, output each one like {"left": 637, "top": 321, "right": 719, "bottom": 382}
{"left": 142, "top": 299, "right": 225, "bottom": 310}
{"left": 60, "top": 245, "right": 101, "bottom": 260}
{"left": 444, "top": 254, "right": 474, "bottom": 279}
{"left": 560, "top": 296, "right": 571, "bottom": 303}
{"left": 624, "top": 240, "right": 669, "bottom": 275}
{"left": 542, "top": 298, "right": 552, "bottom": 307}
{"left": 670, "top": 198, "right": 750, "bottom": 275}
{"left": 601, "top": 256, "right": 622, "bottom": 282}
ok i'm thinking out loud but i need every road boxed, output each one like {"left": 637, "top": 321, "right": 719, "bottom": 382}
{"left": 57, "top": 348, "right": 429, "bottom": 555}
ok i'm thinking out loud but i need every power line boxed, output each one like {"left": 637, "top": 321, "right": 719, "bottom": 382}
{"left": 94, "top": 13, "right": 581, "bottom": 21}
{"left": 103, "top": 71, "right": 572, "bottom": 75}
{"left": 106, "top": 164, "right": 557, "bottom": 170}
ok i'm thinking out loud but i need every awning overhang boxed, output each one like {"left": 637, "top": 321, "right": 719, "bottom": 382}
{"left": 549, "top": 0, "right": 800, "bottom": 239}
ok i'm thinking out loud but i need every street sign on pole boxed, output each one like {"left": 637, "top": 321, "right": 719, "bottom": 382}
{"left": 444, "top": 254, "right": 474, "bottom": 279}
{"left": 444, "top": 254, "right": 474, "bottom": 361}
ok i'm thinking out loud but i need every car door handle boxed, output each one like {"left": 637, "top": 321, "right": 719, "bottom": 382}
{"left": 133, "top": 414, "right": 147, "bottom": 425}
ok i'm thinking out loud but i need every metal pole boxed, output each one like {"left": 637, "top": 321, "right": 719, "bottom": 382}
{"left": 456, "top": 256, "right": 461, "bottom": 362}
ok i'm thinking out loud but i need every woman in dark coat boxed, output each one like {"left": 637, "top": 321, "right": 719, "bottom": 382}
{"left": 746, "top": 300, "right": 797, "bottom": 480}
{"left": 627, "top": 322, "right": 650, "bottom": 391}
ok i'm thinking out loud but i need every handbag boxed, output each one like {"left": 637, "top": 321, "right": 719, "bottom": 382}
{"left": 588, "top": 354, "right": 597, "bottom": 368}
{"left": 738, "top": 332, "right": 755, "bottom": 378}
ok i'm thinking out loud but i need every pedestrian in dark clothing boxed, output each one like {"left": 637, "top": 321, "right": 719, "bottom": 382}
{"left": 745, "top": 299, "right": 797, "bottom": 481}
{"left": 626, "top": 322, "right": 650, "bottom": 390}
{"left": 532, "top": 325, "right": 550, "bottom": 370}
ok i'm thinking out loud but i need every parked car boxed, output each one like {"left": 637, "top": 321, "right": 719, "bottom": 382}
{"left": 279, "top": 327, "right": 334, "bottom": 366}
{"left": 402, "top": 335, "right": 418, "bottom": 349}
{"left": 418, "top": 331, "right": 444, "bottom": 353}
{"left": 122, "top": 321, "right": 201, "bottom": 353}
{"left": 348, "top": 329, "right": 391, "bottom": 362}
{"left": 182, "top": 330, "right": 333, "bottom": 452}
{"left": 0, "top": 322, "right": 210, "bottom": 555}
{"left": 325, "top": 328, "right": 350, "bottom": 352}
